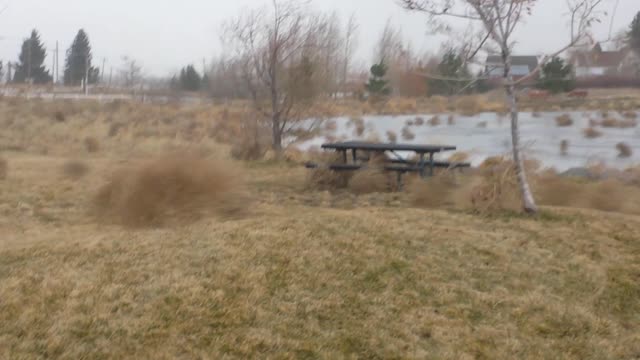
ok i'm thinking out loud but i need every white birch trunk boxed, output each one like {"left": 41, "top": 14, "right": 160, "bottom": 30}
{"left": 503, "top": 53, "right": 538, "bottom": 213}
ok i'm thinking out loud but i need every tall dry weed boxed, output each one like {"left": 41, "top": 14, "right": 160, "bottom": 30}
{"left": 62, "top": 160, "right": 90, "bottom": 180}
{"left": 348, "top": 168, "right": 392, "bottom": 194}
{"left": 93, "top": 155, "right": 247, "bottom": 227}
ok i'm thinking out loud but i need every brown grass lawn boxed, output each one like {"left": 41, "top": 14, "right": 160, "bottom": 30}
{"left": 1, "top": 99, "right": 640, "bottom": 359}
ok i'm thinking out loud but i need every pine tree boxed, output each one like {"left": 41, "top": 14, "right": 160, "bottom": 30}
{"left": 537, "top": 57, "right": 575, "bottom": 94}
{"left": 13, "top": 29, "right": 52, "bottom": 84}
{"left": 201, "top": 73, "right": 210, "bottom": 92}
{"left": 179, "top": 65, "right": 201, "bottom": 91}
{"left": 64, "top": 29, "right": 100, "bottom": 86}
{"left": 629, "top": 12, "right": 640, "bottom": 54}
{"left": 429, "top": 50, "right": 471, "bottom": 96}
{"left": 365, "top": 62, "right": 391, "bottom": 96}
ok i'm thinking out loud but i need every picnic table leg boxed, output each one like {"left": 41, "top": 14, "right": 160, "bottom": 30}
{"left": 418, "top": 153, "right": 426, "bottom": 178}
{"left": 341, "top": 150, "right": 347, "bottom": 164}
{"left": 352, "top": 149, "right": 357, "bottom": 163}
{"left": 429, "top": 153, "right": 435, "bottom": 176}
{"left": 397, "top": 171, "right": 403, "bottom": 191}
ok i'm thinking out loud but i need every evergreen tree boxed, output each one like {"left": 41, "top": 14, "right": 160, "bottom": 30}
{"left": 429, "top": 50, "right": 470, "bottom": 96}
{"left": 179, "top": 65, "right": 201, "bottom": 91}
{"left": 629, "top": 12, "right": 640, "bottom": 54}
{"left": 13, "top": 29, "right": 52, "bottom": 84}
{"left": 537, "top": 57, "right": 575, "bottom": 94}
{"left": 365, "top": 62, "right": 391, "bottom": 97}
{"left": 64, "top": 29, "right": 100, "bottom": 86}
{"left": 201, "top": 73, "right": 210, "bottom": 92}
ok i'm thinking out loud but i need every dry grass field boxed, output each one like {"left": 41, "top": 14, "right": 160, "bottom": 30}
{"left": 1, "top": 98, "right": 639, "bottom": 359}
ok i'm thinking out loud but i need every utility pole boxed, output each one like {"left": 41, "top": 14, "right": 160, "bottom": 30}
{"left": 51, "top": 48, "right": 56, "bottom": 86}
{"left": 7, "top": 62, "right": 12, "bottom": 83}
{"left": 101, "top": 57, "right": 106, "bottom": 84}
{"left": 55, "top": 41, "right": 59, "bottom": 84}
{"left": 108, "top": 67, "right": 113, "bottom": 89}
{"left": 84, "top": 52, "right": 89, "bottom": 95}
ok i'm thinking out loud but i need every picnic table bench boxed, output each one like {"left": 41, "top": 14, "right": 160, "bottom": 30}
{"left": 306, "top": 141, "right": 469, "bottom": 189}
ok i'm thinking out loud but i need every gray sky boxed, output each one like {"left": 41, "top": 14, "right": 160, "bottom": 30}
{"left": 0, "top": 0, "right": 637, "bottom": 76}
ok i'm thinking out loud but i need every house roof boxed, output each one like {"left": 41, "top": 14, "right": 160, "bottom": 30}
{"left": 573, "top": 49, "right": 628, "bottom": 68}
{"left": 485, "top": 55, "right": 539, "bottom": 71}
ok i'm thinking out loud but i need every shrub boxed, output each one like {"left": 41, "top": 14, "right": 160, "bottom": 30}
{"left": 428, "top": 115, "right": 441, "bottom": 126}
{"left": 93, "top": 155, "right": 247, "bottom": 227}
{"left": 53, "top": 111, "right": 66, "bottom": 122}
{"left": 555, "top": 114, "right": 573, "bottom": 127}
{"left": 348, "top": 168, "right": 391, "bottom": 194}
{"left": 622, "top": 111, "right": 637, "bottom": 119}
{"left": 84, "top": 137, "right": 100, "bottom": 153}
{"left": 408, "top": 174, "right": 458, "bottom": 208}
{"left": 348, "top": 117, "right": 366, "bottom": 137}
{"left": 0, "top": 157, "right": 6, "bottom": 180}
{"left": 414, "top": 116, "right": 425, "bottom": 126}
{"left": 560, "top": 140, "right": 569, "bottom": 156}
{"left": 401, "top": 126, "right": 415, "bottom": 141}
{"left": 616, "top": 142, "right": 632, "bottom": 158}
{"left": 386, "top": 130, "right": 398, "bottom": 143}
{"left": 449, "top": 152, "right": 470, "bottom": 162}
{"left": 447, "top": 115, "right": 455, "bottom": 125}
{"left": 405, "top": 119, "right": 415, "bottom": 126}
{"left": 62, "top": 160, "right": 90, "bottom": 180}
{"left": 306, "top": 168, "right": 352, "bottom": 191}
{"left": 324, "top": 120, "right": 337, "bottom": 133}
{"left": 477, "top": 121, "right": 488, "bottom": 128}
{"left": 583, "top": 127, "right": 603, "bottom": 139}
{"left": 600, "top": 117, "right": 637, "bottom": 128}
{"left": 108, "top": 123, "right": 125, "bottom": 137}
{"left": 455, "top": 95, "right": 483, "bottom": 116}
{"left": 535, "top": 175, "right": 583, "bottom": 207}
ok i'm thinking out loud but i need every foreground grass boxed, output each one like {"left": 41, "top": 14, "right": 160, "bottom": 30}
{"left": 1, "top": 156, "right": 640, "bottom": 359}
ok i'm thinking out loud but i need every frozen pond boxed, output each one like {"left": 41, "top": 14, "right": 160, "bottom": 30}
{"left": 299, "top": 111, "right": 640, "bottom": 172}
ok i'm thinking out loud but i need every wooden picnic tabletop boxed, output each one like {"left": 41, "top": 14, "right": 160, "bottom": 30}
{"left": 321, "top": 141, "right": 457, "bottom": 153}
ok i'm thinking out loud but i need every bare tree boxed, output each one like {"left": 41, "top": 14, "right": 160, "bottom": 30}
{"left": 342, "top": 13, "right": 359, "bottom": 95}
{"left": 120, "top": 56, "right": 142, "bottom": 89}
{"left": 224, "top": 0, "right": 325, "bottom": 153}
{"left": 399, "top": 0, "right": 605, "bottom": 214}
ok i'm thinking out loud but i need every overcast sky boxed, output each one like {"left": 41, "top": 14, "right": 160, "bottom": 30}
{"left": 0, "top": 0, "right": 637, "bottom": 76}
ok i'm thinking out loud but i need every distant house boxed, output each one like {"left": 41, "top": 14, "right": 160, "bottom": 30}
{"left": 572, "top": 43, "right": 640, "bottom": 77}
{"left": 485, "top": 55, "right": 539, "bottom": 81}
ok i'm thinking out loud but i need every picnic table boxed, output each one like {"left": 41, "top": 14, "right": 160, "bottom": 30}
{"left": 307, "top": 141, "right": 469, "bottom": 189}
{"left": 322, "top": 141, "right": 458, "bottom": 177}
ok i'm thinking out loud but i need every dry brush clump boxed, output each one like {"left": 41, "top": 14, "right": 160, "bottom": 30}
{"left": 84, "top": 137, "right": 100, "bottom": 153}
{"left": 401, "top": 126, "right": 415, "bottom": 141}
{"left": 455, "top": 95, "right": 484, "bottom": 116}
{"left": 348, "top": 168, "right": 392, "bottom": 194}
{"left": 560, "top": 140, "right": 569, "bottom": 156}
{"left": 386, "top": 130, "right": 398, "bottom": 143}
{"left": 428, "top": 115, "right": 441, "bottom": 126}
{"left": 555, "top": 114, "right": 574, "bottom": 127}
{"left": 622, "top": 110, "right": 637, "bottom": 119}
{"left": 447, "top": 114, "right": 455, "bottom": 125}
{"left": 348, "top": 117, "right": 366, "bottom": 137}
{"left": 616, "top": 142, "right": 633, "bottom": 158}
{"left": 62, "top": 160, "right": 90, "bottom": 180}
{"left": 583, "top": 127, "right": 603, "bottom": 139}
{"left": 600, "top": 117, "right": 637, "bottom": 128}
{"left": 414, "top": 116, "right": 425, "bottom": 126}
{"left": 408, "top": 173, "right": 458, "bottom": 208}
{"left": 92, "top": 155, "right": 247, "bottom": 227}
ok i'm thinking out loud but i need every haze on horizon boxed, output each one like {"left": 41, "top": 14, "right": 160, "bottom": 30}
{"left": 0, "top": 0, "right": 637, "bottom": 77}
